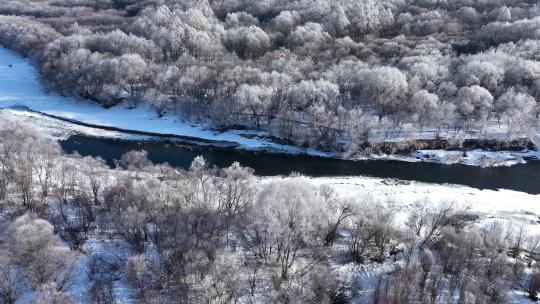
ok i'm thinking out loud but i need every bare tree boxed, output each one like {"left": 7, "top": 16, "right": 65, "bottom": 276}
{"left": 53, "top": 161, "right": 79, "bottom": 204}
{"left": 320, "top": 185, "right": 352, "bottom": 246}
{"left": 55, "top": 193, "right": 94, "bottom": 250}
{"left": 81, "top": 156, "right": 108, "bottom": 205}
{"left": 31, "top": 139, "right": 61, "bottom": 199}
{"left": 242, "top": 179, "right": 328, "bottom": 280}
{"left": 216, "top": 162, "right": 255, "bottom": 247}
{"left": 0, "top": 262, "right": 21, "bottom": 304}
{"left": 118, "top": 206, "right": 148, "bottom": 254}
{"left": 31, "top": 284, "right": 74, "bottom": 304}
{"left": 420, "top": 203, "right": 453, "bottom": 247}
{"left": 522, "top": 264, "right": 540, "bottom": 301}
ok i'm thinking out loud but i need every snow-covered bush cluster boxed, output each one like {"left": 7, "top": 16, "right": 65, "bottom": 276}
{"left": 0, "top": 0, "right": 539, "bottom": 152}
{"left": 1, "top": 116, "right": 540, "bottom": 303}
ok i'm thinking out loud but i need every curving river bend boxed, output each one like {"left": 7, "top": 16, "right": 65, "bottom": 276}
{"left": 1, "top": 45, "right": 539, "bottom": 195}
{"left": 61, "top": 134, "right": 540, "bottom": 194}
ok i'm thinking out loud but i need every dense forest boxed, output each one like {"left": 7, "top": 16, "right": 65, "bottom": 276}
{"left": 2, "top": 1, "right": 540, "bottom": 303}
{"left": 0, "top": 0, "right": 539, "bottom": 153}
{"left": 1, "top": 115, "right": 540, "bottom": 303}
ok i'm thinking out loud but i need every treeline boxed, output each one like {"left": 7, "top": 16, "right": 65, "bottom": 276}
{"left": 1, "top": 117, "right": 540, "bottom": 303}
{"left": 0, "top": 0, "right": 539, "bottom": 151}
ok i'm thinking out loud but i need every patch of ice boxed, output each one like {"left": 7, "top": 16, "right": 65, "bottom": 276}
{"left": 415, "top": 149, "right": 539, "bottom": 167}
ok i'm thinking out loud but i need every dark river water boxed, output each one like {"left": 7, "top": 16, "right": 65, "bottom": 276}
{"left": 60, "top": 135, "right": 540, "bottom": 194}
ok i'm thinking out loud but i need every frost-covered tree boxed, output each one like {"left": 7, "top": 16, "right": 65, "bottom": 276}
{"left": 456, "top": 85, "right": 493, "bottom": 123}
{"left": 0, "top": 16, "right": 60, "bottom": 57}
{"left": 6, "top": 214, "right": 79, "bottom": 291}
{"left": 114, "top": 54, "right": 151, "bottom": 104}
{"left": 234, "top": 84, "right": 272, "bottom": 128}
{"left": 286, "top": 22, "right": 331, "bottom": 53}
{"left": 345, "top": 198, "right": 396, "bottom": 263}
{"left": 495, "top": 88, "right": 536, "bottom": 137}
{"left": 346, "top": 0, "right": 394, "bottom": 37}
{"left": 410, "top": 89, "right": 440, "bottom": 127}
{"left": 362, "top": 67, "right": 409, "bottom": 121}
{"left": 243, "top": 179, "right": 329, "bottom": 280}
{"left": 117, "top": 150, "right": 151, "bottom": 171}
{"left": 225, "top": 25, "right": 271, "bottom": 58}
{"left": 216, "top": 162, "right": 255, "bottom": 245}
{"left": 290, "top": 79, "right": 340, "bottom": 109}
{"left": 271, "top": 10, "right": 301, "bottom": 33}
{"left": 456, "top": 60, "right": 504, "bottom": 94}
{"left": 324, "top": 4, "right": 350, "bottom": 36}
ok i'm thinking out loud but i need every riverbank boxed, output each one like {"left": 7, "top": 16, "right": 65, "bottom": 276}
{"left": 4, "top": 110, "right": 540, "bottom": 303}
{"left": 5, "top": 107, "right": 539, "bottom": 169}
{"left": 1, "top": 46, "right": 539, "bottom": 167}
{"left": 57, "top": 133, "right": 540, "bottom": 194}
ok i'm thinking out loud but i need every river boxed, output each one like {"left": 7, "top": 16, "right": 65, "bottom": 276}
{"left": 2, "top": 45, "right": 539, "bottom": 195}
{"left": 60, "top": 134, "right": 540, "bottom": 194}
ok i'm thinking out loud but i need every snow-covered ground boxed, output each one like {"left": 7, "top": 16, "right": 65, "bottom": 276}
{"left": 0, "top": 108, "right": 154, "bottom": 140}
{"left": 264, "top": 175, "right": 540, "bottom": 303}
{"left": 0, "top": 46, "right": 539, "bottom": 167}
{"left": 3, "top": 44, "right": 538, "bottom": 302}
{"left": 267, "top": 175, "right": 540, "bottom": 234}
